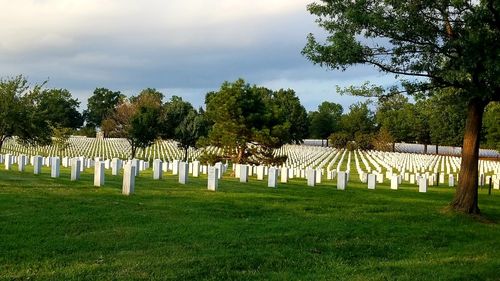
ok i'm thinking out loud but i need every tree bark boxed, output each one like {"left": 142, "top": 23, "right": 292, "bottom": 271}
{"left": 183, "top": 147, "right": 188, "bottom": 162}
{"left": 451, "top": 98, "right": 486, "bottom": 214}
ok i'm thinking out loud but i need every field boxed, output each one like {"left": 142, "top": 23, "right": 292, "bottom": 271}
{"left": 1, "top": 165, "right": 499, "bottom": 281}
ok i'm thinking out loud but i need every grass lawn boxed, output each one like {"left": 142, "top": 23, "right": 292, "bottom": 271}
{"left": 0, "top": 165, "right": 499, "bottom": 280}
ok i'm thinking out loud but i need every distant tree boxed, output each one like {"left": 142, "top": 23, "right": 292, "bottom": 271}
{"left": 268, "top": 89, "right": 309, "bottom": 145}
{"left": 52, "top": 126, "right": 72, "bottom": 151}
{"left": 131, "top": 88, "right": 164, "bottom": 109}
{"left": 0, "top": 75, "right": 52, "bottom": 152}
{"left": 372, "top": 128, "right": 395, "bottom": 152}
{"left": 203, "top": 79, "right": 306, "bottom": 164}
{"left": 375, "top": 93, "right": 413, "bottom": 150}
{"left": 303, "top": 0, "right": 500, "bottom": 213}
{"left": 174, "top": 109, "right": 209, "bottom": 161}
{"left": 340, "top": 102, "right": 375, "bottom": 139}
{"left": 354, "top": 132, "right": 374, "bottom": 150}
{"left": 308, "top": 101, "right": 343, "bottom": 144}
{"left": 128, "top": 106, "right": 161, "bottom": 159}
{"left": 37, "top": 88, "right": 83, "bottom": 129}
{"left": 328, "top": 132, "right": 349, "bottom": 149}
{"left": 84, "top": 88, "right": 124, "bottom": 128}
{"left": 482, "top": 102, "right": 500, "bottom": 151}
{"left": 160, "top": 96, "right": 194, "bottom": 139}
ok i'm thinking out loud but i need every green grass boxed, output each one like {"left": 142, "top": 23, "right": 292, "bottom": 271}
{"left": 0, "top": 165, "right": 499, "bottom": 280}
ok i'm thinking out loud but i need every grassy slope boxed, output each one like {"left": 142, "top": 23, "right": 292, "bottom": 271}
{"left": 0, "top": 165, "right": 499, "bottom": 281}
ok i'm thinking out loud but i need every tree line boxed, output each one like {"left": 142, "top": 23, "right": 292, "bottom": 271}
{"left": 309, "top": 93, "right": 500, "bottom": 153}
{"left": 1, "top": 75, "right": 498, "bottom": 163}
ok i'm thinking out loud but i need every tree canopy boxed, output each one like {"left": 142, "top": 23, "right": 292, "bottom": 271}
{"left": 303, "top": 0, "right": 500, "bottom": 214}
{"left": 84, "top": 88, "right": 124, "bottom": 128}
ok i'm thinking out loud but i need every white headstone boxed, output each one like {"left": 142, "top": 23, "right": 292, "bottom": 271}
{"left": 280, "top": 167, "right": 288, "bottom": 183}
{"left": 307, "top": 168, "right": 316, "bottom": 187}
{"left": 368, "top": 174, "right": 376, "bottom": 190}
{"left": 153, "top": 159, "right": 163, "bottom": 180}
{"left": 111, "top": 158, "right": 122, "bottom": 176}
{"left": 18, "top": 155, "right": 26, "bottom": 172}
{"left": 192, "top": 161, "right": 200, "bottom": 177}
{"left": 94, "top": 161, "right": 105, "bottom": 187}
{"left": 51, "top": 157, "right": 60, "bottom": 178}
{"left": 33, "top": 156, "right": 43, "bottom": 175}
{"left": 122, "top": 164, "right": 135, "bottom": 195}
{"left": 240, "top": 164, "right": 249, "bottom": 183}
{"left": 71, "top": 158, "right": 81, "bottom": 181}
{"left": 207, "top": 166, "right": 218, "bottom": 191}
{"left": 268, "top": 167, "right": 278, "bottom": 188}
{"left": 449, "top": 174, "right": 455, "bottom": 187}
{"left": 256, "top": 166, "right": 264, "bottom": 180}
{"left": 337, "top": 171, "right": 347, "bottom": 190}
{"left": 172, "top": 160, "right": 180, "bottom": 175}
{"left": 4, "top": 154, "right": 11, "bottom": 170}
{"left": 179, "top": 161, "right": 188, "bottom": 184}
{"left": 390, "top": 175, "right": 399, "bottom": 190}
{"left": 419, "top": 176, "right": 428, "bottom": 193}
{"left": 315, "top": 169, "right": 322, "bottom": 184}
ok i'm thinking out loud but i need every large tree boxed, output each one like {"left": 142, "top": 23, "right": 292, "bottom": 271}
{"left": 84, "top": 88, "right": 124, "bottom": 128}
{"left": 38, "top": 88, "right": 84, "bottom": 129}
{"left": 203, "top": 79, "right": 307, "bottom": 164}
{"left": 303, "top": 0, "right": 500, "bottom": 214}
{"left": 0, "top": 76, "right": 52, "bottom": 152}
{"left": 308, "top": 101, "right": 343, "bottom": 144}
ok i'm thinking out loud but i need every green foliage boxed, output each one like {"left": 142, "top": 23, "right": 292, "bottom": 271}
{"left": 52, "top": 126, "right": 73, "bottom": 151}
{"left": 354, "top": 132, "right": 374, "bottom": 151}
{"left": 0, "top": 75, "right": 52, "bottom": 152}
{"left": 204, "top": 79, "right": 306, "bottom": 164}
{"left": 308, "top": 101, "right": 343, "bottom": 139}
{"left": 340, "top": 102, "right": 375, "bottom": 139}
{"left": 329, "top": 132, "right": 349, "bottom": 149}
{"left": 84, "top": 88, "right": 124, "bottom": 128}
{"left": 38, "top": 88, "right": 83, "bottom": 129}
{"left": 128, "top": 106, "right": 161, "bottom": 158}
{"left": 372, "top": 128, "right": 395, "bottom": 152}
{"left": 483, "top": 102, "right": 500, "bottom": 150}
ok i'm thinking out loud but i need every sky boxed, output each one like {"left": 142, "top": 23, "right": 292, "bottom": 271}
{"left": 0, "top": 0, "right": 396, "bottom": 112}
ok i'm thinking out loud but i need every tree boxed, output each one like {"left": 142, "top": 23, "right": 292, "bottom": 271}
{"left": 339, "top": 102, "right": 375, "bottom": 139}
{"left": 174, "top": 109, "right": 209, "bottom": 161}
{"left": 372, "top": 128, "right": 395, "bottom": 152}
{"left": 482, "top": 102, "right": 500, "bottom": 151}
{"left": 84, "top": 88, "right": 124, "bottom": 128}
{"left": 303, "top": 0, "right": 500, "bottom": 214}
{"left": 308, "top": 101, "right": 343, "bottom": 144}
{"left": 0, "top": 75, "right": 52, "bottom": 152}
{"left": 203, "top": 79, "right": 307, "bottom": 164}
{"left": 375, "top": 93, "right": 413, "bottom": 150}
{"left": 37, "top": 88, "right": 84, "bottom": 129}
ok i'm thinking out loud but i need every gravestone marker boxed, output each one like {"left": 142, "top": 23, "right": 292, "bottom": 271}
{"left": 207, "top": 166, "right": 218, "bottom": 191}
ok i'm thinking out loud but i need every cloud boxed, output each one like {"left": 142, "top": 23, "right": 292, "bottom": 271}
{"left": 0, "top": 0, "right": 396, "bottom": 112}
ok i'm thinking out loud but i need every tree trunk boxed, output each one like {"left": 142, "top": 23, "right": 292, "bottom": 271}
{"left": 435, "top": 144, "right": 439, "bottom": 155}
{"left": 451, "top": 98, "right": 486, "bottom": 214}
{"left": 0, "top": 139, "right": 3, "bottom": 154}
{"left": 392, "top": 142, "right": 396, "bottom": 152}
{"left": 424, "top": 144, "right": 427, "bottom": 154}
{"left": 183, "top": 147, "right": 188, "bottom": 162}
{"left": 131, "top": 145, "right": 136, "bottom": 159}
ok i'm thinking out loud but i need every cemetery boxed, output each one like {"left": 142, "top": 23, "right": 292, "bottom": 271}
{"left": 0, "top": 138, "right": 499, "bottom": 280}
{"left": 2, "top": 0, "right": 500, "bottom": 279}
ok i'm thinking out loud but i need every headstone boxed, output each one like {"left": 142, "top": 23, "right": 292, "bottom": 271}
{"left": 153, "top": 159, "right": 162, "bottom": 180}
{"left": 192, "top": 161, "right": 200, "bottom": 177}
{"left": 51, "top": 157, "right": 60, "bottom": 178}
{"left": 240, "top": 164, "right": 249, "bottom": 183}
{"left": 268, "top": 167, "right": 278, "bottom": 188}
{"left": 368, "top": 174, "right": 376, "bottom": 190}
{"left": 179, "top": 161, "right": 188, "bottom": 184}
{"left": 449, "top": 174, "right": 455, "bottom": 187}
{"left": 4, "top": 154, "right": 11, "bottom": 170}
{"left": 71, "top": 158, "right": 81, "bottom": 181}
{"left": 172, "top": 160, "right": 180, "bottom": 175}
{"left": 94, "top": 161, "right": 105, "bottom": 187}
{"left": 419, "top": 176, "right": 428, "bottom": 193}
{"left": 122, "top": 164, "right": 135, "bottom": 195}
{"left": 18, "top": 155, "right": 26, "bottom": 172}
{"left": 390, "top": 175, "right": 399, "bottom": 190}
{"left": 33, "top": 156, "right": 43, "bottom": 175}
{"left": 337, "top": 171, "right": 347, "bottom": 190}
{"left": 377, "top": 173, "right": 384, "bottom": 183}
{"left": 215, "top": 162, "right": 223, "bottom": 179}
{"left": 207, "top": 166, "right": 218, "bottom": 191}
{"left": 315, "top": 169, "right": 322, "bottom": 184}
{"left": 234, "top": 164, "right": 240, "bottom": 178}
{"left": 410, "top": 174, "right": 416, "bottom": 184}
{"left": 280, "top": 167, "right": 288, "bottom": 183}
{"left": 131, "top": 159, "right": 140, "bottom": 176}
{"left": 307, "top": 168, "right": 316, "bottom": 187}
{"left": 111, "top": 158, "right": 122, "bottom": 176}
{"left": 256, "top": 166, "right": 264, "bottom": 180}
